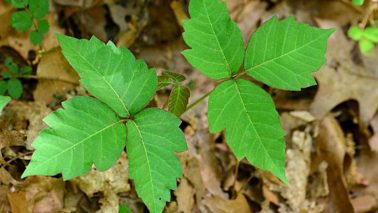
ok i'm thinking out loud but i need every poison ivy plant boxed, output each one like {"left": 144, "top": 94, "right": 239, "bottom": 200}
{"left": 0, "top": 96, "right": 11, "bottom": 113}
{"left": 22, "top": 34, "right": 188, "bottom": 213}
{"left": 183, "top": 0, "right": 334, "bottom": 183}
{"left": 7, "top": 0, "right": 50, "bottom": 45}
{"left": 0, "top": 57, "right": 31, "bottom": 99}
{"left": 21, "top": 0, "right": 334, "bottom": 212}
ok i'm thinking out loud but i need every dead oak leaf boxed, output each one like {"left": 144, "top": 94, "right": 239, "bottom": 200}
{"left": 310, "top": 66, "right": 378, "bottom": 126}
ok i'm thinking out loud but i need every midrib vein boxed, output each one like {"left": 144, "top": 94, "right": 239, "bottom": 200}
{"left": 202, "top": 1, "right": 232, "bottom": 76}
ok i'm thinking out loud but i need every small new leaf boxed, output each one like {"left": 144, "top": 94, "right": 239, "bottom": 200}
{"left": 0, "top": 82, "right": 7, "bottom": 95}
{"left": 244, "top": 16, "right": 334, "bottom": 90}
{"left": 208, "top": 79, "right": 287, "bottom": 183}
{"left": 30, "top": 30, "right": 43, "bottom": 44}
{"left": 22, "top": 96, "right": 126, "bottom": 180}
{"left": 348, "top": 26, "right": 364, "bottom": 41}
{"left": 38, "top": 19, "right": 50, "bottom": 33}
{"left": 126, "top": 108, "right": 187, "bottom": 213}
{"left": 168, "top": 84, "right": 190, "bottom": 117}
{"left": 359, "top": 39, "right": 374, "bottom": 55}
{"left": 29, "top": 0, "right": 49, "bottom": 19}
{"left": 7, "top": 78, "right": 23, "bottom": 99}
{"left": 57, "top": 34, "right": 157, "bottom": 118}
{"left": 158, "top": 71, "right": 185, "bottom": 89}
{"left": 10, "top": 0, "right": 29, "bottom": 8}
{"left": 10, "top": 11, "right": 33, "bottom": 32}
{"left": 119, "top": 204, "right": 133, "bottom": 213}
{"left": 363, "top": 27, "right": 378, "bottom": 42}
{"left": 352, "top": 0, "right": 364, "bottom": 5}
{"left": 182, "top": 0, "right": 245, "bottom": 79}
{"left": 0, "top": 96, "right": 11, "bottom": 112}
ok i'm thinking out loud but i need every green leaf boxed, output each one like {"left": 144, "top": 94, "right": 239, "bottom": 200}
{"left": 5, "top": 57, "right": 19, "bottom": 74}
{"left": 4, "top": 57, "right": 13, "bottom": 66}
{"left": 168, "top": 85, "right": 190, "bottom": 117}
{"left": 244, "top": 16, "right": 335, "bottom": 90}
{"left": 352, "top": 0, "right": 364, "bottom": 5}
{"left": 126, "top": 108, "right": 187, "bottom": 213}
{"left": 30, "top": 30, "right": 43, "bottom": 44}
{"left": 20, "top": 66, "right": 32, "bottom": 74}
{"left": 182, "top": 0, "right": 245, "bottom": 79}
{"left": 10, "top": 0, "right": 29, "bottom": 8}
{"left": 7, "top": 78, "right": 23, "bottom": 99}
{"left": 57, "top": 34, "right": 157, "bottom": 118}
{"left": 10, "top": 11, "right": 33, "bottom": 32}
{"left": 348, "top": 26, "right": 364, "bottom": 41}
{"left": 22, "top": 96, "right": 126, "bottom": 180}
{"left": 157, "top": 71, "right": 185, "bottom": 89}
{"left": 0, "top": 81, "right": 8, "bottom": 95}
{"left": 359, "top": 39, "right": 375, "bottom": 55}
{"left": 2, "top": 72, "right": 11, "bottom": 79}
{"left": 38, "top": 19, "right": 49, "bottom": 33}
{"left": 208, "top": 79, "right": 287, "bottom": 183}
{"left": 363, "top": 27, "right": 378, "bottom": 42}
{"left": 119, "top": 204, "right": 133, "bottom": 213}
{"left": 0, "top": 96, "right": 11, "bottom": 112}
{"left": 29, "top": 0, "right": 49, "bottom": 19}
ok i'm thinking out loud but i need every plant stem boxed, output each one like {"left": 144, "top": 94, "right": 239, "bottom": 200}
{"left": 359, "top": 2, "right": 376, "bottom": 28}
{"left": 184, "top": 74, "right": 245, "bottom": 113}
{"left": 185, "top": 89, "right": 213, "bottom": 111}
{"left": 24, "top": 7, "right": 42, "bottom": 52}
{"left": 236, "top": 173, "right": 254, "bottom": 196}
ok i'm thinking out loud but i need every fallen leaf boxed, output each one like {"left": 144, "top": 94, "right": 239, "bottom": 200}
{"left": 316, "top": 115, "right": 354, "bottom": 213}
{"left": 174, "top": 178, "right": 195, "bottom": 213}
{"left": 8, "top": 101, "right": 51, "bottom": 150}
{"left": 202, "top": 194, "right": 251, "bottom": 213}
{"left": 33, "top": 48, "right": 79, "bottom": 105}
{"left": 369, "top": 113, "right": 378, "bottom": 152}
{"left": 282, "top": 131, "right": 313, "bottom": 211}
{"left": 11, "top": 176, "right": 65, "bottom": 213}
{"left": 7, "top": 191, "right": 28, "bottom": 213}
{"left": 310, "top": 30, "right": 378, "bottom": 126}
{"left": 74, "top": 153, "right": 130, "bottom": 212}
{"left": 351, "top": 194, "right": 377, "bottom": 213}
{"left": 356, "top": 152, "right": 378, "bottom": 213}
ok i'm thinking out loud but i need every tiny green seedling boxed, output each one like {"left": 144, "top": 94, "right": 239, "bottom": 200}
{"left": 7, "top": 0, "right": 50, "bottom": 45}
{"left": 21, "top": 0, "right": 334, "bottom": 212}
{"left": 0, "top": 96, "right": 11, "bottom": 113}
{"left": 352, "top": 0, "right": 365, "bottom": 5}
{"left": 348, "top": 0, "right": 378, "bottom": 56}
{"left": 119, "top": 204, "right": 133, "bottom": 213}
{"left": 1, "top": 57, "right": 32, "bottom": 99}
{"left": 348, "top": 25, "right": 378, "bottom": 55}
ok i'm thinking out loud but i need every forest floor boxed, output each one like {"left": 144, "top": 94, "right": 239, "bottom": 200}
{"left": 1, "top": 0, "right": 378, "bottom": 212}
